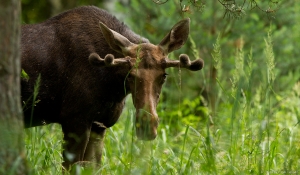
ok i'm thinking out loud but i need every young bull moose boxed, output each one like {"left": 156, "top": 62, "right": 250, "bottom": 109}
{"left": 21, "top": 6, "right": 204, "bottom": 168}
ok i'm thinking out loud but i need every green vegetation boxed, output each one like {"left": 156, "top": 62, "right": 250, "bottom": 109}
{"left": 23, "top": 0, "right": 300, "bottom": 174}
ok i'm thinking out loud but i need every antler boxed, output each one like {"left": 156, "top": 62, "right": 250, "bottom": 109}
{"left": 164, "top": 54, "right": 204, "bottom": 71}
{"left": 89, "top": 53, "right": 129, "bottom": 67}
{"left": 89, "top": 52, "right": 204, "bottom": 71}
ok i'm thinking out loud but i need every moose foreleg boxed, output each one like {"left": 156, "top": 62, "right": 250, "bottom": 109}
{"left": 84, "top": 122, "right": 106, "bottom": 167}
{"left": 61, "top": 124, "right": 90, "bottom": 170}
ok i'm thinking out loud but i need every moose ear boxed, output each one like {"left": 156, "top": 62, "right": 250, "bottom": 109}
{"left": 99, "top": 22, "right": 134, "bottom": 55}
{"left": 159, "top": 18, "right": 190, "bottom": 54}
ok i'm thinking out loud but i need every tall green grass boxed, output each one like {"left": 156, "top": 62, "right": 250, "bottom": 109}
{"left": 25, "top": 32, "right": 300, "bottom": 174}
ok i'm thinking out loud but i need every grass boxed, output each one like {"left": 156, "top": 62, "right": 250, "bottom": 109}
{"left": 24, "top": 33, "right": 300, "bottom": 174}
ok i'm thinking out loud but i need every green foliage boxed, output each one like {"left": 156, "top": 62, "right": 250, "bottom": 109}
{"left": 21, "top": 69, "right": 29, "bottom": 81}
{"left": 25, "top": 125, "right": 63, "bottom": 174}
{"left": 212, "top": 33, "right": 222, "bottom": 71}
{"left": 21, "top": 0, "right": 107, "bottom": 24}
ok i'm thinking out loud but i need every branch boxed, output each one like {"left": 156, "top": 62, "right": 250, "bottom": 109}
{"left": 150, "top": 0, "right": 281, "bottom": 19}
{"left": 151, "top": 0, "right": 169, "bottom": 5}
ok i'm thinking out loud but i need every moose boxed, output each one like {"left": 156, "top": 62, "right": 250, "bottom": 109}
{"left": 21, "top": 6, "right": 204, "bottom": 169}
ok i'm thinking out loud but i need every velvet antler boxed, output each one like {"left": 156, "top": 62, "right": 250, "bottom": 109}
{"left": 89, "top": 53, "right": 129, "bottom": 67}
{"left": 164, "top": 54, "right": 204, "bottom": 71}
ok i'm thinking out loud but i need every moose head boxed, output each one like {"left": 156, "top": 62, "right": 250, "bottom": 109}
{"left": 89, "top": 18, "right": 204, "bottom": 140}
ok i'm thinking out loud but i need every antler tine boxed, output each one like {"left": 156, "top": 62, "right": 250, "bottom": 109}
{"left": 165, "top": 54, "right": 204, "bottom": 71}
{"left": 89, "top": 53, "right": 129, "bottom": 67}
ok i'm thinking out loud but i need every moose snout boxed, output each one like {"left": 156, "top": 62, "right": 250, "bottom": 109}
{"left": 135, "top": 109, "right": 159, "bottom": 140}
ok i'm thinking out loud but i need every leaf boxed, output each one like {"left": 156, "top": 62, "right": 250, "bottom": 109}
{"left": 21, "top": 69, "right": 29, "bottom": 81}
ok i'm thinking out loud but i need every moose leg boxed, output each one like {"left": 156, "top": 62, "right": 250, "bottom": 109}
{"left": 83, "top": 122, "right": 106, "bottom": 167}
{"left": 61, "top": 123, "right": 91, "bottom": 169}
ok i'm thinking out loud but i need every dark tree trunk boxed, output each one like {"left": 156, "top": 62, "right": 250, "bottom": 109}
{"left": 0, "top": 0, "right": 27, "bottom": 174}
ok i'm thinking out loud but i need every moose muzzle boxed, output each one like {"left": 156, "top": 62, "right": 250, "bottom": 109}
{"left": 135, "top": 108, "right": 159, "bottom": 140}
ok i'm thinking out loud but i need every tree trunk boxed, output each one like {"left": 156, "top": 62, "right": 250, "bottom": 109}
{"left": 0, "top": 0, "right": 27, "bottom": 174}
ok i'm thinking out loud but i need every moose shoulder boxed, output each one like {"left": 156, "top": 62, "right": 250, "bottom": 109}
{"left": 21, "top": 6, "right": 204, "bottom": 169}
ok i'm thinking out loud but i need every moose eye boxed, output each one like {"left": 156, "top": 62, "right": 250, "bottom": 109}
{"left": 163, "top": 73, "right": 168, "bottom": 78}
{"left": 162, "top": 73, "right": 168, "bottom": 82}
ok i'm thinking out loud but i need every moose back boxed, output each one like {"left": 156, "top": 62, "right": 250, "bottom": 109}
{"left": 21, "top": 6, "right": 204, "bottom": 168}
